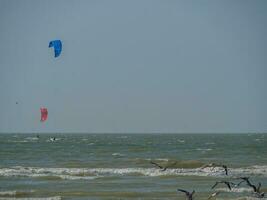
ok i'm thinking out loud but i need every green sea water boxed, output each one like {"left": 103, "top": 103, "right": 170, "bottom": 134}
{"left": 0, "top": 133, "right": 266, "bottom": 199}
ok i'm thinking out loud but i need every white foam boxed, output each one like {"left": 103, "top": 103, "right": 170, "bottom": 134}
{"left": 139, "top": 158, "right": 169, "bottom": 162}
{"left": 196, "top": 148, "right": 212, "bottom": 151}
{"left": 155, "top": 158, "right": 169, "bottom": 162}
{"left": 0, "top": 190, "right": 34, "bottom": 196}
{"left": 58, "top": 175, "right": 99, "bottom": 180}
{"left": 0, "top": 197, "right": 61, "bottom": 200}
{"left": 215, "top": 187, "right": 253, "bottom": 193}
{"left": 0, "top": 191, "right": 17, "bottom": 196}
{"left": 46, "top": 138, "right": 60, "bottom": 142}
{"left": 117, "top": 136, "right": 128, "bottom": 139}
{"left": 236, "top": 197, "right": 267, "bottom": 200}
{"left": 230, "top": 165, "right": 267, "bottom": 177}
{"left": 0, "top": 165, "right": 267, "bottom": 178}
{"left": 0, "top": 167, "right": 100, "bottom": 180}
{"left": 205, "top": 142, "right": 215, "bottom": 145}
{"left": 10, "top": 140, "right": 28, "bottom": 143}
{"left": 216, "top": 198, "right": 265, "bottom": 200}
{"left": 25, "top": 137, "right": 39, "bottom": 141}
{"left": 112, "top": 153, "right": 125, "bottom": 157}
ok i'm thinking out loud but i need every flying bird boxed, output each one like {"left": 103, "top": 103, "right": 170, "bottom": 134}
{"left": 177, "top": 189, "right": 195, "bottom": 200}
{"left": 150, "top": 161, "right": 176, "bottom": 171}
{"left": 238, "top": 177, "right": 262, "bottom": 193}
{"left": 237, "top": 177, "right": 264, "bottom": 198}
{"left": 211, "top": 181, "right": 236, "bottom": 190}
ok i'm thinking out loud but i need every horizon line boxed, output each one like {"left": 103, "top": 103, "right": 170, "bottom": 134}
{"left": 0, "top": 132, "right": 266, "bottom": 134}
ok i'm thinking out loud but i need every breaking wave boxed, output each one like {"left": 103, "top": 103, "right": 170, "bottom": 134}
{"left": 215, "top": 187, "right": 254, "bottom": 193}
{"left": 0, "top": 165, "right": 266, "bottom": 179}
{"left": 0, "top": 190, "right": 34, "bottom": 196}
{"left": 135, "top": 159, "right": 205, "bottom": 168}
{"left": 0, "top": 197, "right": 61, "bottom": 200}
{"left": 0, "top": 190, "right": 60, "bottom": 200}
{"left": 112, "top": 153, "right": 125, "bottom": 157}
{"left": 215, "top": 198, "right": 267, "bottom": 200}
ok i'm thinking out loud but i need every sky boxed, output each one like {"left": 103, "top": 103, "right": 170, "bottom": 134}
{"left": 0, "top": 0, "right": 266, "bottom": 133}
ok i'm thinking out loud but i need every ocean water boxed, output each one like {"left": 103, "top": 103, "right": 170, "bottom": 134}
{"left": 0, "top": 133, "right": 266, "bottom": 200}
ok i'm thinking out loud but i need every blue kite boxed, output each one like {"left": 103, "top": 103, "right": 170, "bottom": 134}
{"left": 49, "top": 40, "right": 62, "bottom": 57}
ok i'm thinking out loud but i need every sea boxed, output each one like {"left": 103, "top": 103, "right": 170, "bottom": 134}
{"left": 0, "top": 133, "right": 266, "bottom": 200}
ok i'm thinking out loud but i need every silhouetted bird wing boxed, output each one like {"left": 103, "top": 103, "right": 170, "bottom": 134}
{"left": 167, "top": 161, "right": 177, "bottom": 168}
{"left": 162, "top": 167, "right": 167, "bottom": 171}
{"left": 240, "top": 177, "right": 250, "bottom": 182}
{"left": 162, "top": 161, "right": 177, "bottom": 171}
{"left": 208, "top": 192, "right": 220, "bottom": 200}
{"left": 240, "top": 177, "right": 255, "bottom": 190}
{"left": 250, "top": 184, "right": 257, "bottom": 192}
{"left": 225, "top": 182, "right": 232, "bottom": 190}
{"left": 150, "top": 161, "right": 163, "bottom": 169}
{"left": 177, "top": 189, "right": 190, "bottom": 196}
{"left": 211, "top": 182, "right": 219, "bottom": 189}
{"left": 223, "top": 166, "right": 228, "bottom": 175}
{"left": 257, "top": 182, "right": 261, "bottom": 192}
{"left": 240, "top": 178, "right": 257, "bottom": 192}
{"left": 237, "top": 180, "right": 245, "bottom": 186}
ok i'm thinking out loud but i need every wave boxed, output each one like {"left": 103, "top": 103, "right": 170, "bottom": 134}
{"left": 7, "top": 137, "right": 39, "bottom": 143}
{"left": 0, "top": 197, "right": 61, "bottom": 200}
{"left": 195, "top": 148, "right": 213, "bottom": 151}
{"left": 135, "top": 158, "right": 205, "bottom": 168}
{"left": 0, "top": 166, "right": 101, "bottom": 180}
{"left": 213, "top": 188, "right": 267, "bottom": 200}
{"left": 112, "top": 153, "right": 125, "bottom": 157}
{"left": 0, "top": 191, "right": 17, "bottom": 196}
{"left": 215, "top": 187, "right": 254, "bottom": 193}
{"left": 0, "top": 165, "right": 267, "bottom": 179}
{"left": 8, "top": 140, "right": 29, "bottom": 143}
{"left": 46, "top": 138, "right": 61, "bottom": 142}
{"left": 230, "top": 165, "right": 267, "bottom": 177}
{"left": 0, "top": 190, "right": 34, "bottom": 197}
{"left": 205, "top": 142, "right": 216, "bottom": 145}
{"left": 117, "top": 136, "right": 128, "bottom": 139}
{"left": 216, "top": 197, "right": 267, "bottom": 200}
{"left": 25, "top": 137, "right": 39, "bottom": 141}
{"left": 0, "top": 190, "right": 61, "bottom": 200}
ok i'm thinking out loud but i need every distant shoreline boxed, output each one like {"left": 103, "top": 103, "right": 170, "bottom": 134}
{"left": 0, "top": 132, "right": 266, "bottom": 134}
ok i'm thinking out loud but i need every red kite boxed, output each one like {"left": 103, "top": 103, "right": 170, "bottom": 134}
{"left": 40, "top": 108, "right": 48, "bottom": 122}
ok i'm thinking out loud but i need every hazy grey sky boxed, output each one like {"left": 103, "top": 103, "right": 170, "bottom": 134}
{"left": 0, "top": 0, "right": 266, "bottom": 133}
